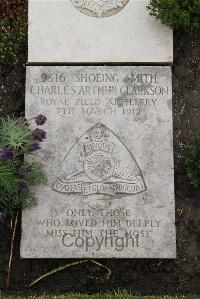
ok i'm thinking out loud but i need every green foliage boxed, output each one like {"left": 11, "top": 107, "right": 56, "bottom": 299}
{"left": 0, "top": 117, "right": 47, "bottom": 219}
{"left": 0, "top": 159, "right": 18, "bottom": 194}
{"left": 0, "top": 160, "right": 47, "bottom": 218}
{"left": 0, "top": 118, "right": 32, "bottom": 153}
{"left": 0, "top": 0, "right": 27, "bottom": 64}
{"left": 22, "top": 162, "right": 48, "bottom": 186}
{"left": 185, "top": 134, "right": 200, "bottom": 188}
{"left": 147, "top": 0, "right": 200, "bottom": 29}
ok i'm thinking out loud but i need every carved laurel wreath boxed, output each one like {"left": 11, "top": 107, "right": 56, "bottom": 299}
{"left": 71, "top": 0, "right": 129, "bottom": 17}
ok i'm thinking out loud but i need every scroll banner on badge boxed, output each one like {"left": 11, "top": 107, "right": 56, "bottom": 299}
{"left": 54, "top": 179, "right": 146, "bottom": 196}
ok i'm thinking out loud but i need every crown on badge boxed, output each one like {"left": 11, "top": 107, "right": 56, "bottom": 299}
{"left": 89, "top": 123, "right": 109, "bottom": 141}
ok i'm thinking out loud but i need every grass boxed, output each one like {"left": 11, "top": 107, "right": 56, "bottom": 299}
{"left": 0, "top": 292, "right": 200, "bottom": 299}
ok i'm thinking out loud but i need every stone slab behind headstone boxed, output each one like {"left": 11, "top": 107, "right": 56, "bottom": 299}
{"left": 21, "top": 66, "right": 176, "bottom": 258}
{"left": 28, "top": 0, "right": 173, "bottom": 63}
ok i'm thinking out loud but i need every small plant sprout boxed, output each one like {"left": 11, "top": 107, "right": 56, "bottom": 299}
{"left": 0, "top": 115, "right": 48, "bottom": 288}
{"left": 0, "top": 115, "right": 48, "bottom": 221}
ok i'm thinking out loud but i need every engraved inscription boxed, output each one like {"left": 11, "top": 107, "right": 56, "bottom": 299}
{"left": 71, "top": 0, "right": 129, "bottom": 18}
{"left": 21, "top": 66, "right": 175, "bottom": 259}
{"left": 53, "top": 123, "right": 146, "bottom": 196}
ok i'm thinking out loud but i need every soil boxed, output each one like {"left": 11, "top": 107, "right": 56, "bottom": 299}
{"left": 0, "top": 29, "right": 200, "bottom": 296}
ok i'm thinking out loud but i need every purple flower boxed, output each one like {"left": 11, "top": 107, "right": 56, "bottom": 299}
{"left": 31, "top": 143, "right": 41, "bottom": 151}
{"left": 32, "top": 128, "right": 47, "bottom": 142}
{"left": 18, "top": 167, "right": 32, "bottom": 175}
{"left": 34, "top": 114, "right": 47, "bottom": 126}
{"left": 0, "top": 148, "right": 14, "bottom": 160}
{"left": 19, "top": 180, "right": 29, "bottom": 190}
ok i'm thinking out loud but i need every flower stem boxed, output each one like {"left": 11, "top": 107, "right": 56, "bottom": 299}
{"left": 6, "top": 209, "right": 19, "bottom": 288}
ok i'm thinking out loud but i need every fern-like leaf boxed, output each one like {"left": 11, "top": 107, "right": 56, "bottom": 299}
{"left": 0, "top": 160, "right": 18, "bottom": 194}
{"left": 0, "top": 117, "right": 33, "bottom": 154}
{"left": 15, "top": 189, "right": 37, "bottom": 210}
{"left": 23, "top": 162, "right": 48, "bottom": 185}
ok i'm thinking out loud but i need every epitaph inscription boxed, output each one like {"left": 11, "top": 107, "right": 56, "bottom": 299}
{"left": 71, "top": 0, "right": 129, "bottom": 17}
{"left": 21, "top": 66, "right": 176, "bottom": 258}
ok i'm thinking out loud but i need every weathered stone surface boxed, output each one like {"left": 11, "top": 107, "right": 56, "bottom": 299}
{"left": 28, "top": 0, "right": 173, "bottom": 63}
{"left": 21, "top": 66, "right": 176, "bottom": 258}
{"left": 71, "top": 0, "right": 129, "bottom": 18}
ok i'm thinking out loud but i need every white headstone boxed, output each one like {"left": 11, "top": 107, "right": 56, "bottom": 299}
{"left": 28, "top": 0, "right": 173, "bottom": 63}
{"left": 21, "top": 66, "right": 176, "bottom": 258}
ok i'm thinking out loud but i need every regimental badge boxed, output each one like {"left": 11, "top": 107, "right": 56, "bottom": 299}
{"left": 53, "top": 123, "right": 146, "bottom": 197}
{"left": 71, "top": 0, "right": 129, "bottom": 18}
